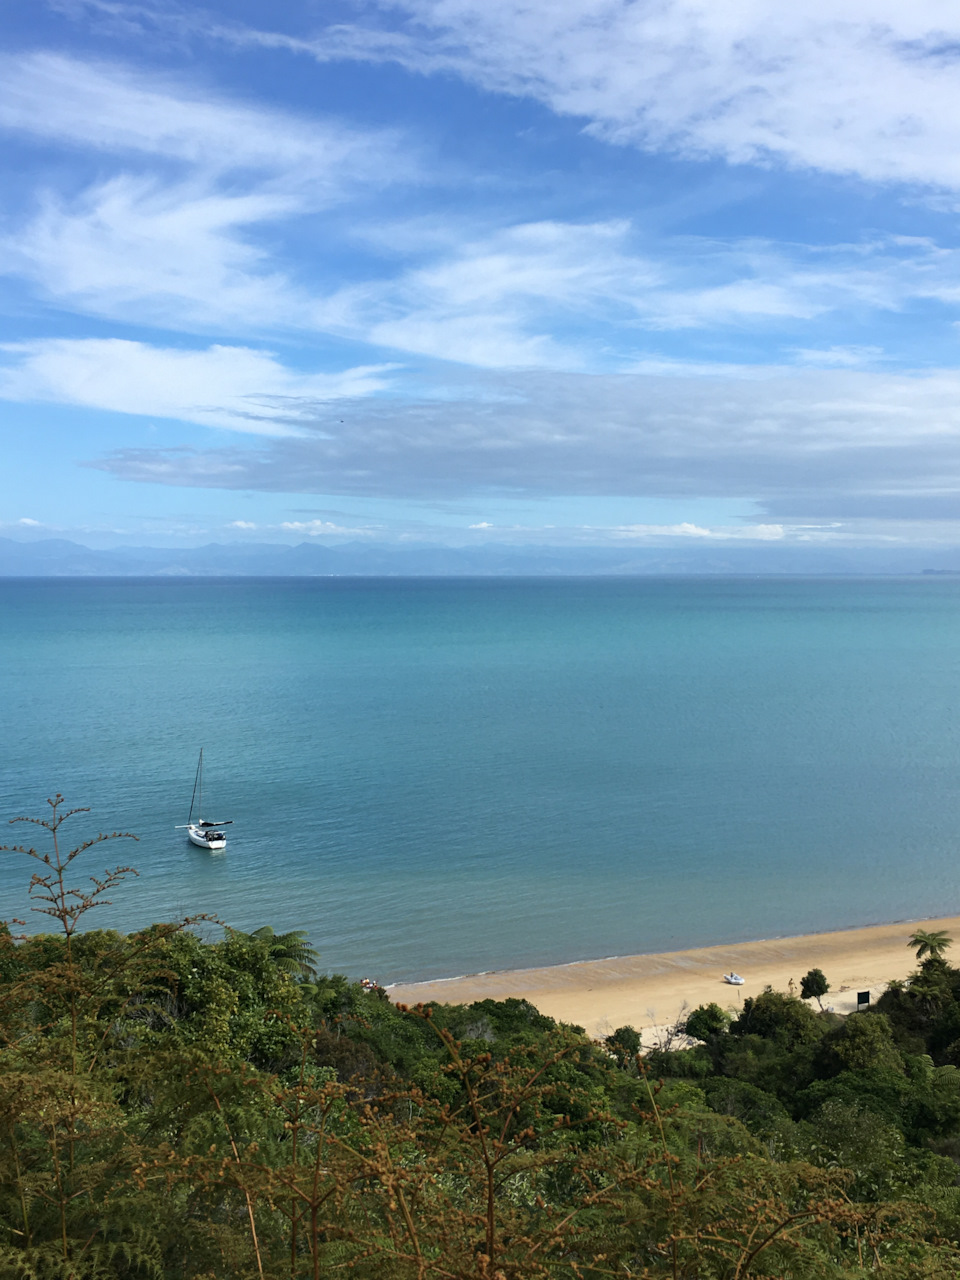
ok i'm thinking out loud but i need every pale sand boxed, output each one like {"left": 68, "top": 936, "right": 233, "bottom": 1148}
{"left": 386, "top": 916, "right": 960, "bottom": 1041}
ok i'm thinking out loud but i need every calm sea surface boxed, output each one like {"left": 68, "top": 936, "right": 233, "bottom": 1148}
{"left": 2, "top": 576, "right": 960, "bottom": 982}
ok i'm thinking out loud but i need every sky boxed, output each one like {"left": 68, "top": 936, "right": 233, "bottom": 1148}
{"left": 5, "top": 1, "right": 960, "bottom": 549}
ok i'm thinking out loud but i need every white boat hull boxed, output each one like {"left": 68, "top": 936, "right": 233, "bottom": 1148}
{"left": 187, "top": 824, "right": 226, "bottom": 850}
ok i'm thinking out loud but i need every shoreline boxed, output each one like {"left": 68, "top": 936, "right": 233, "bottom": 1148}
{"left": 387, "top": 914, "right": 960, "bottom": 1039}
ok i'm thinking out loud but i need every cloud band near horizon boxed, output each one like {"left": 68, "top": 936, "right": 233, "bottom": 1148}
{"left": 70, "top": 362, "right": 960, "bottom": 522}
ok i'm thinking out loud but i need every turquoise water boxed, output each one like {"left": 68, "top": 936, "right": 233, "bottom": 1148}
{"left": 2, "top": 576, "right": 960, "bottom": 982}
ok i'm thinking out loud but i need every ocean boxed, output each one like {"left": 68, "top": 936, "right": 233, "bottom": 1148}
{"left": 2, "top": 576, "right": 959, "bottom": 983}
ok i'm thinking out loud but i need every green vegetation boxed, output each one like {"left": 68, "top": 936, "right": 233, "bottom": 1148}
{"left": 3, "top": 798, "right": 960, "bottom": 1277}
{"left": 800, "top": 967, "right": 830, "bottom": 1010}
{"left": 908, "top": 929, "right": 953, "bottom": 962}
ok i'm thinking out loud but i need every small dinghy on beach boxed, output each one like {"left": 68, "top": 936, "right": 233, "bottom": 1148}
{"left": 176, "top": 748, "right": 232, "bottom": 850}
{"left": 723, "top": 972, "right": 745, "bottom": 986}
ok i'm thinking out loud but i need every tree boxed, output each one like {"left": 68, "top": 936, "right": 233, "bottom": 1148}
{"left": 730, "top": 987, "right": 824, "bottom": 1048}
{"left": 684, "top": 1002, "right": 731, "bottom": 1041}
{"left": 605, "top": 1024, "right": 641, "bottom": 1067}
{"left": 246, "top": 924, "right": 320, "bottom": 980}
{"left": 824, "top": 1012, "right": 906, "bottom": 1076}
{"left": 909, "top": 929, "right": 953, "bottom": 961}
{"left": 800, "top": 967, "right": 830, "bottom": 1010}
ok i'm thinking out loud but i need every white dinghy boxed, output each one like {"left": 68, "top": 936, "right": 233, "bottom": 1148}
{"left": 176, "top": 748, "right": 232, "bottom": 850}
{"left": 723, "top": 972, "right": 745, "bottom": 986}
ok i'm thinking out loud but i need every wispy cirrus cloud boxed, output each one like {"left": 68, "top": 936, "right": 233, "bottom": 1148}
{"left": 77, "top": 0, "right": 960, "bottom": 191}
{"left": 7, "top": 178, "right": 960, "bottom": 365}
{"left": 309, "top": 0, "right": 960, "bottom": 192}
{"left": 0, "top": 50, "right": 406, "bottom": 188}
{"left": 0, "top": 51, "right": 415, "bottom": 334}
{"left": 4, "top": 177, "right": 309, "bottom": 332}
{"left": 0, "top": 338, "right": 394, "bottom": 434}
{"left": 3, "top": 51, "right": 960, "bottom": 368}
{"left": 315, "top": 225, "right": 960, "bottom": 366}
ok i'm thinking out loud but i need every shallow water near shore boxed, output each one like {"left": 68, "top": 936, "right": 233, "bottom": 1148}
{"left": 2, "top": 575, "right": 960, "bottom": 983}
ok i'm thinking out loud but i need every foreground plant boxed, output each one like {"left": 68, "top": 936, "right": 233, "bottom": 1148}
{"left": 0, "top": 798, "right": 194, "bottom": 1278}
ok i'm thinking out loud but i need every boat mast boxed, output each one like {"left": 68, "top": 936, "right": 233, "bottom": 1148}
{"left": 188, "top": 749, "right": 203, "bottom": 825}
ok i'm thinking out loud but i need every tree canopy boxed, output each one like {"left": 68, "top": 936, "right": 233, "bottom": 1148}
{"left": 910, "top": 928, "right": 954, "bottom": 961}
{"left": 800, "top": 966, "right": 830, "bottom": 1008}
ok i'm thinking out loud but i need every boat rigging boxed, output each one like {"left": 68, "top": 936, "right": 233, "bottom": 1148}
{"left": 175, "top": 748, "right": 232, "bottom": 850}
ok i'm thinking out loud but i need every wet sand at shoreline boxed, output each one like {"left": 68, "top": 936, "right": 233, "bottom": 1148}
{"left": 387, "top": 915, "right": 960, "bottom": 1039}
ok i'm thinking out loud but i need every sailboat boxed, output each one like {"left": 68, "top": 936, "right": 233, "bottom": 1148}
{"left": 176, "top": 748, "right": 232, "bottom": 850}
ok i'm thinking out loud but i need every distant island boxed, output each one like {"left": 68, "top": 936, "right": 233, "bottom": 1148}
{"left": 5, "top": 535, "right": 960, "bottom": 576}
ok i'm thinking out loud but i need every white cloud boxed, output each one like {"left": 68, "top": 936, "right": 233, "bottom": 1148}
{"left": 790, "top": 345, "right": 887, "bottom": 367}
{"left": 0, "top": 339, "right": 395, "bottom": 434}
{"left": 222, "top": 515, "right": 378, "bottom": 535}
{"left": 279, "top": 519, "right": 377, "bottom": 536}
{"left": 4, "top": 177, "right": 308, "bottom": 331}
{"left": 353, "top": 220, "right": 656, "bottom": 365}
{"left": 0, "top": 51, "right": 403, "bottom": 189}
{"left": 304, "top": 0, "right": 960, "bottom": 190}
{"left": 466, "top": 518, "right": 786, "bottom": 540}
{"left": 609, "top": 521, "right": 785, "bottom": 541}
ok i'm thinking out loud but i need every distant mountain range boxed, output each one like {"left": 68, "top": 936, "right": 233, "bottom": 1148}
{"left": 2, "top": 536, "right": 960, "bottom": 576}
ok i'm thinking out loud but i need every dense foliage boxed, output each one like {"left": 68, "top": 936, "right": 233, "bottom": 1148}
{"left": 3, "top": 799, "right": 960, "bottom": 1277}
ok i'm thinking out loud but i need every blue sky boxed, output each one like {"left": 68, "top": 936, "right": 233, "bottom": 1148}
{"left": 5, "top": 0, "right": 960, "bottom": 548}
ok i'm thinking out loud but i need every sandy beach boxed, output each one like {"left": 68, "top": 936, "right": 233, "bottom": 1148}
{"left": 387, "top": 915, "right": 960, "bottom": 1040}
